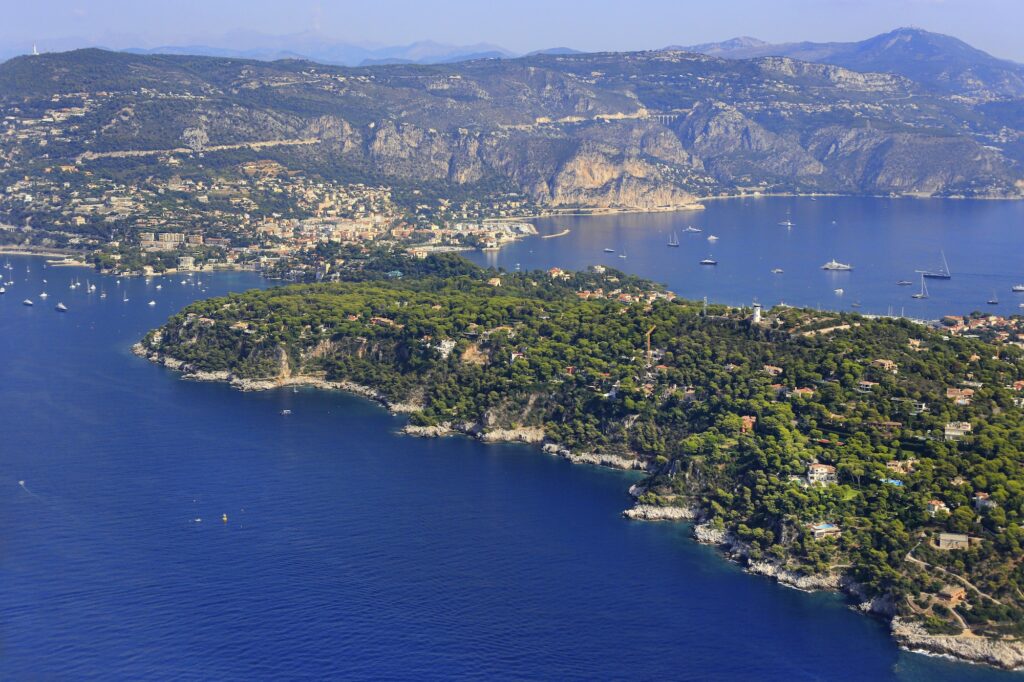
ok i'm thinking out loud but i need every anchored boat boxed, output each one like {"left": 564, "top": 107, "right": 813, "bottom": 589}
{"left": 920, "top": 250, "right": 952, "bottom": 279}
{"left": 821, "top": 259, "right": 852, "bottom": 271}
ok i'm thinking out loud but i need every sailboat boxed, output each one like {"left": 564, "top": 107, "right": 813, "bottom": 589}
{"left": 667, "top": 231, "right": 680, "bottom": 247}
{"left": 618, "top": 249, "right": 627, "bottom": 259}
{"left": 920, "top": 251, "right": 951, "bottom": 279}
{"left": 987, "top": 291, "right": 999, "bottom": 305}
{"left": 911, "top": 274, "right": 929, "bottom": 299}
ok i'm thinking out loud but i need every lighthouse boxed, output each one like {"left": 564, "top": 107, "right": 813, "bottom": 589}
{"left": 752, "top": 302, "right": 762, "bottom": 325}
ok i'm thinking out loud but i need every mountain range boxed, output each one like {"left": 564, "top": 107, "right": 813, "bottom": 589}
{"left": 0, "top": 28, "right": 1021, "bottom": 212}
{"left": 679, "top": 27, "right": 1024, "bottom": 99}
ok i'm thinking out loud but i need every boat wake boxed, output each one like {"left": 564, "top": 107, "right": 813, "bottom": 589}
{"left": 17, "top": 479, "right": 86, "bottom": 526}
{"left": 17, "top": 479, "right": 40, "bottom": 498}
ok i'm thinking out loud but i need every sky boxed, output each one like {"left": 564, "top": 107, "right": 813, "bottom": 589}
{"left": 3, "top": 0, "right": 1023, "bottom": 62}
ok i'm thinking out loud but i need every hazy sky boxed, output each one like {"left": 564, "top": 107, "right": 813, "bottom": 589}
{"left": 5, "top": 0, "right": 1023, "bottom": 61}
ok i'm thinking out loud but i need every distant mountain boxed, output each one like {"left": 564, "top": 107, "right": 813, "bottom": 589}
{"left": 123, "top": 37, "right": 516, "bottom": 67}
{"left": 669, "top": 37, "right": 768, "bottom": 57}
{"left": 527, "top": 47, "right": 584, "bottom": 56}
{"left": 680, "top": 28, "right": 1024, "bottom": 98}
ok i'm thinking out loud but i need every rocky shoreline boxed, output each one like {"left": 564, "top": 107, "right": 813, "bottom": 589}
{"left": 674, "top": 518, "right": 1023, "bottom": 670}
{"left": 891, "top": 618, "right": 1024, "bottom": 671}
{"left": 132, "top": 344, "right": 423, "bottom": 413}
{"left": 134, "top": 344, "right": 649, "bottom": 470}
{"left": 134, "top": 342, "right": 1023, "bottom": 671}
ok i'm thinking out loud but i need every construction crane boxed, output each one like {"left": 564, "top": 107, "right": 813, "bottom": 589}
{"left": 645, "top": 325, "right": 656, "bottom": 365}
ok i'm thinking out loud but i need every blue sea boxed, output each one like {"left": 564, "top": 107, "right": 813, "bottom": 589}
{"left": 469, "top": 197, "right": 1024, "bottom": 320}
{"left": 2, "top": 198, "right": 1022, "bottom": 679}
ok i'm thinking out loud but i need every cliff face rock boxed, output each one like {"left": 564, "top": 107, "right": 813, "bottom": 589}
{"left": 478, "top": 426, "right": 545, "bottom": 443}
{"left": 368, "top": 120, "right": 452, "bottom": 180}
{"left": 541, "top": 443, "right": 643, "bottom": 470}
{"left": 623, "top": 504, "right": 698, "bottom": 521}
{"left": 677, "top": 103, "right": 827, "bottom": 181}
{"left": 548, "top": 147, "right": 697, "bottom": 209}
{"left": 863, "top": 134, "right": 1011, "bottom": 194}
{"left": 755, "top": 57, "right": 908, "bottom": 93}
{"left": 304, "top": 116, "right": 359, "bottom": 148}
{"left": 891, "top": 618, "right": 1024, "bottom": 671}
{"left": 692, "top": 521, "right": 730, "bottom": 546}
{"left": 746, "top": 560, "right": 842, "bottom": 591}
{"left": 402, "top": 423, "right": 453, "bottom": 438}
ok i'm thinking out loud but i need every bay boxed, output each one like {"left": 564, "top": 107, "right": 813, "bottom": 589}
{"left": 469, "top": 197, "right": 1024, "bottom": 320}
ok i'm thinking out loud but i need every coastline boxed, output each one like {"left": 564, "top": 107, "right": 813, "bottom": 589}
{"left": 132, "top": 342, "right": 1024, "bottom": 672}
{"left": 0, "top": 246, "right": 87, "bottom": 259}
{"left": 695, "top": 191, "right": 1024, "bottom": 204}
{"left": 502, "top": 192, "right": 1022, "bottom": 222}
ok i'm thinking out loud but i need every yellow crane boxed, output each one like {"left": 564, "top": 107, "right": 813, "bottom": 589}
{"left": 645, "top": 325, "right": 656, "bottom": 365}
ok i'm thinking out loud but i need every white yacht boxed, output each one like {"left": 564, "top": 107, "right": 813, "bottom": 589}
{"left": 821, "top": 259, "right": 852, "bottom": 271}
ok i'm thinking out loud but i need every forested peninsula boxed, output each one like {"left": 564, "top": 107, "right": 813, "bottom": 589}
{"left": 138, "top": 255, "right": 1024, "bottom": 669}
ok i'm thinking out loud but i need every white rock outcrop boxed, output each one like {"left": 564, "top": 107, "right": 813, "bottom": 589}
{"left": 623, "top": 505, "right": 698, "bottom": 521}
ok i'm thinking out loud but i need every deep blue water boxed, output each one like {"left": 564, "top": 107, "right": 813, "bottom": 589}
{"left": 469, "top": 197, "right": 1024, "bottom": 320}
{"left": 0, "top": 221, "right": 1020, "bottom": 680}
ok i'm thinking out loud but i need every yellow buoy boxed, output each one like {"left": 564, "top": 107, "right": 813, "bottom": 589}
{"left": 222, "top": 513, "right": 228, "bottom": 523}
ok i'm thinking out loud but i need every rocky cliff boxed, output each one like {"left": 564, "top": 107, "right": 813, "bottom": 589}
{"left": 1, "top": 48, "right": 1021, "bottom": 207}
